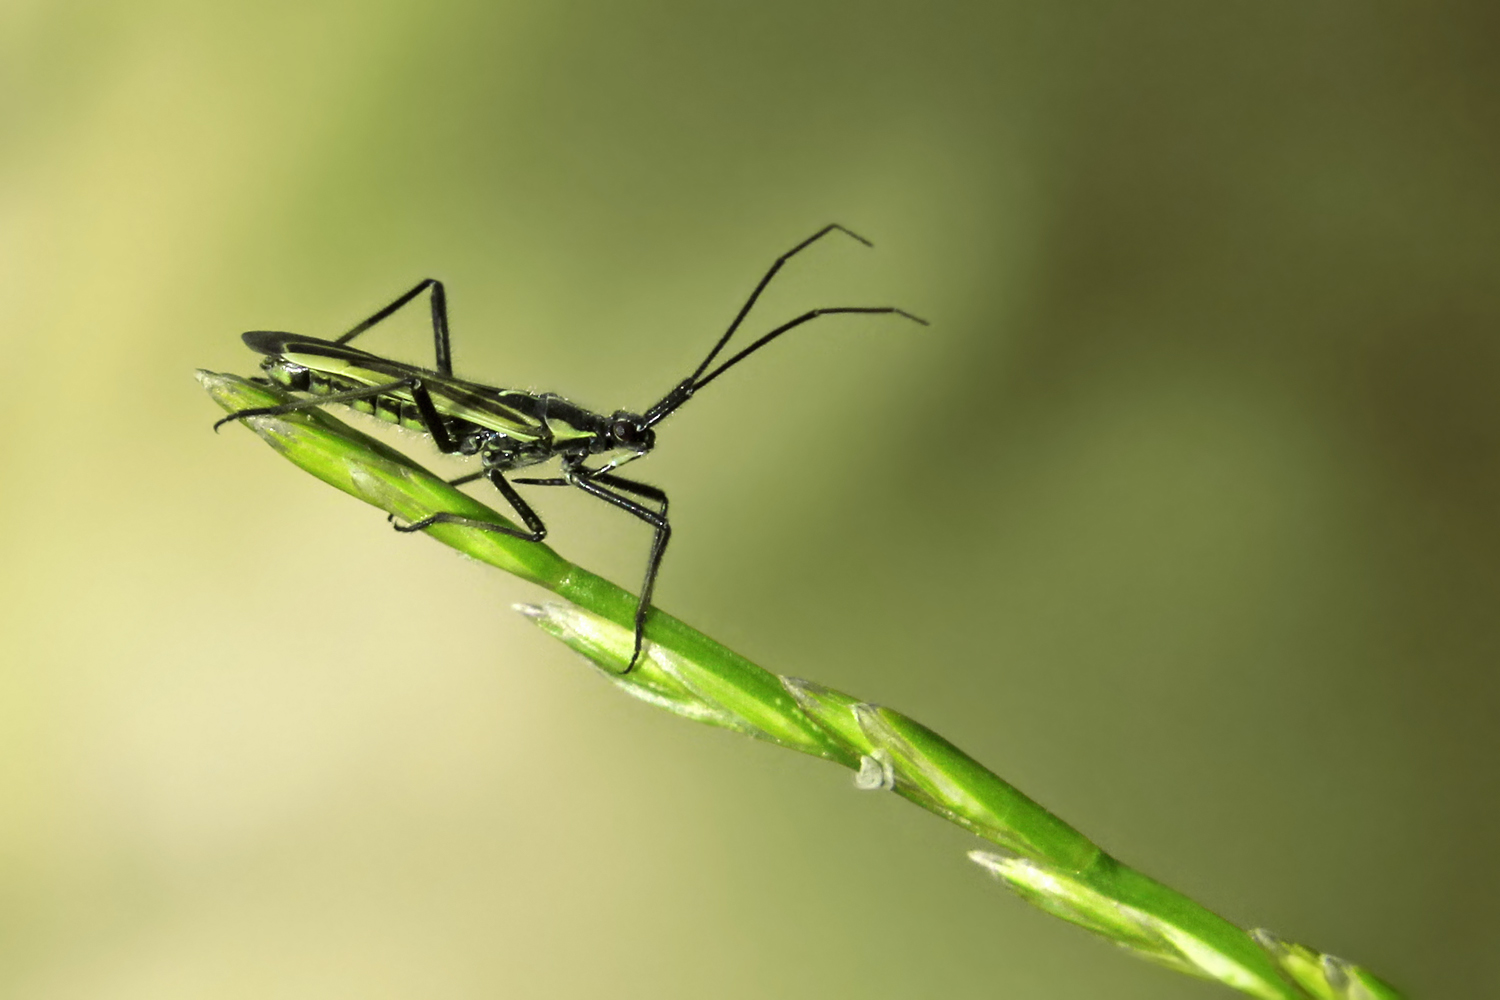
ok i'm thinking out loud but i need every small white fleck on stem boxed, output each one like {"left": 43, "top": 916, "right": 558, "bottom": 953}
{"left": 854, "top": 750, "right": 896, "bottom": 791}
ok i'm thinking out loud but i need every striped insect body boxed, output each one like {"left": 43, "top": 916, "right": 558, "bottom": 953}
{"left": 215, "top": 226, "right": 926, "bottom": 670}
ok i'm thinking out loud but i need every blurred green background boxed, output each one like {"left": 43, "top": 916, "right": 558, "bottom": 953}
{"left": 3, "top": 2, "right": 1496, "bottom": 997}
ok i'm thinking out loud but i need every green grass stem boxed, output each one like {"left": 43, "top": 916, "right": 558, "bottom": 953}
{"left": 199, "top": 369, "right": 1406, "bottom": 1000}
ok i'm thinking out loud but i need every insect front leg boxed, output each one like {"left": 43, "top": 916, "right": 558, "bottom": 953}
{"left": 564, "top": 466, "right": 671, "bottom": 674}
{"left": 334, "top": 278, "right": 455, "bottom": 376}
{"left": 587, "top": 470, "right": 669, "bottom": 519}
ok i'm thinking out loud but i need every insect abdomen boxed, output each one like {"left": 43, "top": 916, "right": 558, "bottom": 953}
{"left": 263, "top": 358, "right": 428, "bottom": 431}
{"left": 344, "top": 388, "right": 428, "bottom": 431}
{"left": 263, "top": 358, "right": 311, "bottom": 391}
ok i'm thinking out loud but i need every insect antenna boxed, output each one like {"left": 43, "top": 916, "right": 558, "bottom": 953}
{"left": 688, "top": 225, "right": 870, "bottom": 384}
{"left": 643, "top": 225, "right": 926, "bottom": 427}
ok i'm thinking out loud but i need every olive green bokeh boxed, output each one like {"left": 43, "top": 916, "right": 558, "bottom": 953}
{"left": 4, "top": 2, "right": 1497, "bottom": 998}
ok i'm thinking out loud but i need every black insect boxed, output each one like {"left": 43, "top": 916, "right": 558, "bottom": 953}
{"left": 216, "top": 225, "right": 926, "bottom": 671}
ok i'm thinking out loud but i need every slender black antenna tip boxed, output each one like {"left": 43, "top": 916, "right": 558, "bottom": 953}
{"left": 826, "top": 223, "right": 874, "bottom": 248}
{"left": 895, "top": 309, "right": 931, "bottom": 326}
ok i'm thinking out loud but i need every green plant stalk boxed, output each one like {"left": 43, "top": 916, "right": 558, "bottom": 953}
{"left": 199, "top": 370, "right": 1406, "bottom": 1000}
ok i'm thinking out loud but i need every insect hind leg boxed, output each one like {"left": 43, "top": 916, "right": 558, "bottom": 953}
{"left": 334, "top": 278, "right": 455, "bottom": 377}
{"left": 211, "top": 377, "right": 418, "bottom": 432}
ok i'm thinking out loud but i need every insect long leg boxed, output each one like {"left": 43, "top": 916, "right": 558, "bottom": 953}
{"left": 334, "top": 278, "right": 454, "bottom": 376}
{"left": 391, "top": 467, "right": 548, "bottom": 541}
{"left": 563, "top": 468, "right": 671, "bottom": 673}
{"left": 212, "top": 377, "right": 419, "bottom": 431}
